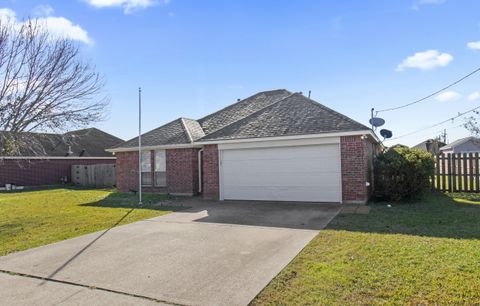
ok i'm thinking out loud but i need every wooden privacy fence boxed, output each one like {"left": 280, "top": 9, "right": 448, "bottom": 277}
{"left": 71, "top": 164, "right": 116, "bottom": 187}
{"left": 433, "top": 153, "right": 480, "bottom": 192}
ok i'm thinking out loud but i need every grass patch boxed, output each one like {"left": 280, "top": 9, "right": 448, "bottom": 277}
{"left": 252, "top": 193, "right": 480, "bottom": 305}
{"left": 0, "top": 187, "right": 177, "bottom": 256}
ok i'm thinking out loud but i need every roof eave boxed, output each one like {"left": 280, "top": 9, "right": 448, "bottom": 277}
{"left": 196, "top": 130, "right": 380, "bottom": 145}
{"left": 107, "top": 130, "right": 380, "bottom": 152}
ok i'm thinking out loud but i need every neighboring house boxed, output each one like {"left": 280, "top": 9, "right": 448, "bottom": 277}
{"left": 413, "top": 139, "right": 446, "bottom": 155}
{"left": 0, "top": 128, "right": 123, "bottom": 187}
{"left": 388, "top": 144, "right": 409, "bottom": 150}
{"left": 440, "top": 137, "right": 480, "bottom": 154}
{"left": 109, "top": 89, "right": 380, "bottom": 204}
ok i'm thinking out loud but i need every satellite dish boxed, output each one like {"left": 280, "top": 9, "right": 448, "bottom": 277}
{"left": 369, "top": 117, "right": 385, "bottom": 128}
{"left": 380, "top": 129, "right": 393, "bottom": 139}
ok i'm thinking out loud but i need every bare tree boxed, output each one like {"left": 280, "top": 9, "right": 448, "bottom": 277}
{"left": 0, "top": 18, "right": 107, "bottom": 155}
{"left": 464, "top": 111, "right": 480, "bottom": 137}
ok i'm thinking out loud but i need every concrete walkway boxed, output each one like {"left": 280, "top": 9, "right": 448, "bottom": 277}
{"left": 0, "top": 199, "right": 340, "bottom": 306}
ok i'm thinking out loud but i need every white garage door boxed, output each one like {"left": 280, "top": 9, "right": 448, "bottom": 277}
{"left": 220, "top": 144, "right": 341, "bottom": 202}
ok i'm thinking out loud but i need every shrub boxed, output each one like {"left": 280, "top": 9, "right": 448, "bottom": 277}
{"left": 374, "top": 147, "right": 435, "bottom": 201}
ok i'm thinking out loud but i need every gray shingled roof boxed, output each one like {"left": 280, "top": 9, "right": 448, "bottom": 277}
{"left": 413, "top": 139, "right": 446, "bottom": 151}
{"left": 112, "top": 89, "right": 370, "bottom": 150}
{"left": 198, "top": 89, "right": 292, "bottom": 135}
{"left": 198, "top": 93, "right": 368, "bottom": 141}
{"left": 182, "top": 118, "right": 205, "bottom": 141}
{"left": 0, "top": 128, "right": 123, "bottom": 157}
{"left": 116, "top": 118, "right": 191, "bottom": 148}
{"left": 440, "top": 137, "right": 479, "bottom": 150}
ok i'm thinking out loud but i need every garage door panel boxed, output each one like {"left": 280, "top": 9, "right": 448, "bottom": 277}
{"left": 223, "top": 172, "right": 340, "bottom": 187}
{"left": 223, "top": 161, "right": 340, "bottom": 173}
{"left": 222, "top": 146, "right": 338, "bottom": 161}
{"left": 223, "top": 186, "right": 340, "bottom": 202}
{"left": 220, "top": 144, "right": 342, "bottom": 203}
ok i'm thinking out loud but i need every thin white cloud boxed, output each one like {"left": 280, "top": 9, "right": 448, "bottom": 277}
{"left": 33, "top": 4, "right": 54, "bottom": 17}
{"left": 396, "top": 50, "right": 453, "bottom": 71}
{"left": 468, "top": 92, "right": 480, "bottom": 102}
{"left": 0, "top": 8, "right": 91, "bottom": 45}
{"left": 84, "top": 0, "right": 169, "bottom": 14}
{"left": 412, "top": 0, "right": 446, "bottom": 10}
{"left": 435, "top": 91, "right": 462, "bottom": 102}
{"left": 467, "top": 41, "right": 480, "bottom": 50}
{"left": 0, "top": 8, "right": 15, "bottom": 20}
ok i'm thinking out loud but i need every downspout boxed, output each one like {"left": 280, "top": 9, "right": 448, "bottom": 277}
{"left": 198, "top": 148, "right": 204, "bottom": 193}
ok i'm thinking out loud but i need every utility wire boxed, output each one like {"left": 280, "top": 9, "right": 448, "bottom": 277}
{"left": 384, "top": 105, "right": 480, "bottom": 141}
{"left": 376, "top": 67, "right": 480, "bottom": 113}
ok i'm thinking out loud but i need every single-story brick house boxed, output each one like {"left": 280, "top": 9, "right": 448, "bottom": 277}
{"left": 0, "top": 128, "right": 123, "bottom": 187}
{"left": 440, "top": 137, "right": 480, "bottom": 154}
{"left": 109, "top": 89, "right": 380, "bottom": 204}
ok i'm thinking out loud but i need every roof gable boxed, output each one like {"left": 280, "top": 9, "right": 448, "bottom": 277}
{"left": 182, "top": 118, "right": 205, "bottom": 141}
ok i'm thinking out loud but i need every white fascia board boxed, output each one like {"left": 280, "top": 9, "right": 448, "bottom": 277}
{"left": 200, "top": 130, "right": 378, "bottom": 146}
{"left": 0, "top": 156, "right": 116, "bottom": 160}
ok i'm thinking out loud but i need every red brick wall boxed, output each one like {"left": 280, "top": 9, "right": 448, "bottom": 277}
{"left": 166, "top": 148, "right": 199, "bottom": 195}
{"left": 116, "top": 151, "right": 139, "bottom": 192}
{"left": 341, "top": 136, "right": 376, "bottom": 203}
{"left": 202, "top": 144, "right": 219, "bottom": 200}
{"left": 116, "top": 148, "right": 199, "bottom": 195}
{"left": 0, "top": 158, "right": 115, "bottom": 187}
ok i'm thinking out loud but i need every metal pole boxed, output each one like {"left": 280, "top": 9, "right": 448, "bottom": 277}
{"left": 138, "top": 87, "right": 142, "bottom": 206}
{"left": 370, "top": 108, "right": 374, "bottom": 130}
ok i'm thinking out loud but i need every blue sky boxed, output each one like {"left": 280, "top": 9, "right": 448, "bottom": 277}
{"left": 2, "top": 0, "right": 480, "bottom": 146}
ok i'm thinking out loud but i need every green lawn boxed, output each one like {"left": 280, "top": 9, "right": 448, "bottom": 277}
{"left": 252, "top": 193, "right": 480, "bottom": 305}
{"left": 0, "top": 187, "right": 176, "bottom": 256}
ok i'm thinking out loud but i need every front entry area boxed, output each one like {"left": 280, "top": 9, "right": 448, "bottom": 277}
{"left": 219, "top": 142, "right": 342, "bottom": 202}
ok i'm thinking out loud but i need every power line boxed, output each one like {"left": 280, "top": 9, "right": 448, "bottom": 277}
{"left": 376, "top": 67, "right": 480, "bottom": 113}
{"left": 384, "top": 105, "right": 480, "bottom": 141}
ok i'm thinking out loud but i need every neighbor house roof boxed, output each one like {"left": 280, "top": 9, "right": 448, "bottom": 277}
{"left": 440, "top": 137, "right": 480, "bottom": 151}
{"left": 413, "top": 139, "right": 446, "bottom": 153}
{"left": 0, "top": 128, "right": 123, "bottom": 157}
{"left": 112, "top": 89, "right": 371, "bottom": 150}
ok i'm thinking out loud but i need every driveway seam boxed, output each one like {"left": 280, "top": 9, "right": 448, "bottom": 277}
{"left": 0, "top": 269, "right": 183, "bottom": 306}
{"left": 140, "top": 218, "right": 322, "bottom": 232}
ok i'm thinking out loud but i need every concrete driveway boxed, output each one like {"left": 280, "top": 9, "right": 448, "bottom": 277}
{"left": 0, "top": 199, "right": 340, "bottom": 306}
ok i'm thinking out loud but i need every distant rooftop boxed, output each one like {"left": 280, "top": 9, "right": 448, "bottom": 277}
{"left": 0, "top": 128, "right": 123, "bottom": 157}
